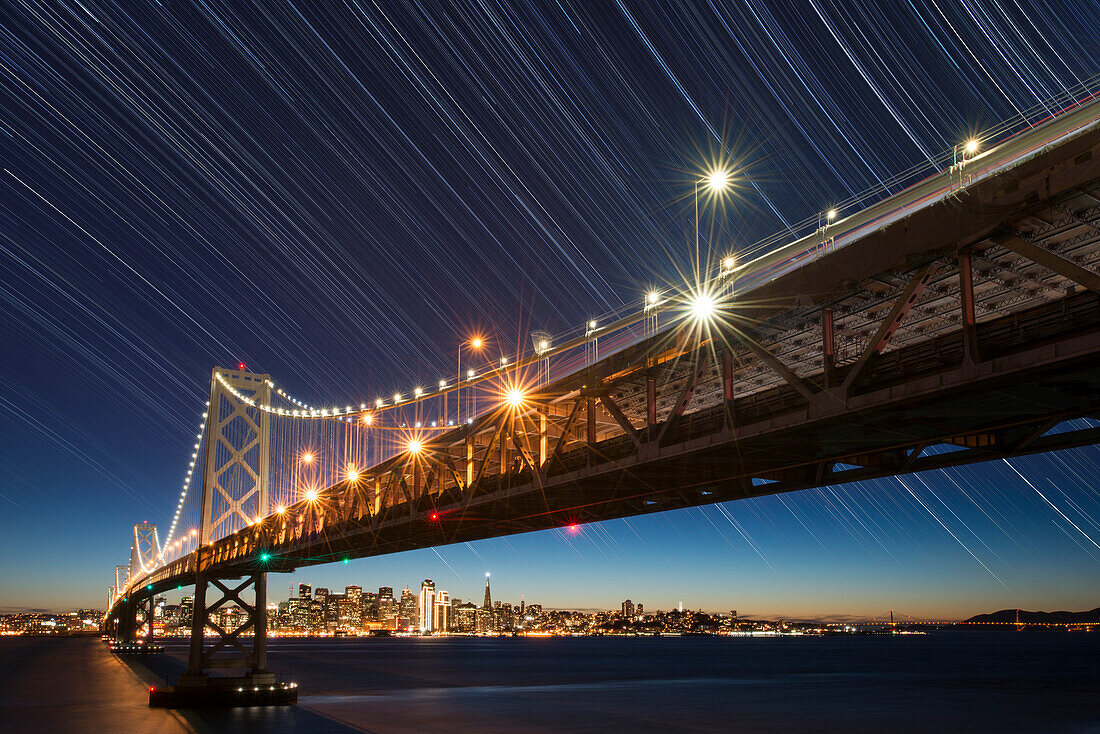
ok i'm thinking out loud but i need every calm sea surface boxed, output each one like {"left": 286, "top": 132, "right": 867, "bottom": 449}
{"left": 0, "top": 631, "right": 1097, "bottom": 733}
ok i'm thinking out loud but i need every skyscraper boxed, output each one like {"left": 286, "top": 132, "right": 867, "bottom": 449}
{"left": 418, "top": 579, "right": 436, "bottom": 633}
{"left": 434, "top": 590, "right": 451, "bottom": 632}
{"left": 378, "top": 595, "right": 397, "bottom": 629}
{"left": 299, "top": 583, "right": 312, "bottom": 600}
{"left": 342, "top": 586, "right": 363, "bottom": 630}
{"left": 481, "top": 573, "right": 496, "bottom": 632}
{"left": 180, "top": 596, "right": 193, "bottom": 629}
{"left": 315, "top": 587, "right": 330, "bottom": 631}
{"left": 399, "top": 586, "right": 417, "bottom": 631}
{"left": 622, "top": 600, "right": 635, "bottom": 619}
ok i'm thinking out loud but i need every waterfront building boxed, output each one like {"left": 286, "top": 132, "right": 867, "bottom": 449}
{"left": 454, "top": 602, "right": 477, "bottom": 632}
{"left": 481, "top": 573, "right": 496, "bottom": 631}
{"left": 340, "top": 586, "right": 362, "bottom": 630}
{"left": 308, "top": 598, "right": 325, "bottom": 630}
{"left": 180, "top": 596, "right": 193, "bottom": 629}
{"left": 361, "top": 591, "right": 378, "bottom": 622}
{"left": 399, "top": 586, "right": 417, "bottom": 631}
{"left": 324, "top": 593, "right": 340, "bottom": 629}
{"left": 622, "top": 600, "right": 634, "bottom": 619}
{"left": 315, "top": 587, "right": 331, "bottom": 631}
{"left": 434, "top": 590, "right": 451, "bottom": 632}
{"left": 418, "top": 579, "right": 436, "bottom": 632}
{"left": 378, "top": 595, "right": 397, "bottom": 628}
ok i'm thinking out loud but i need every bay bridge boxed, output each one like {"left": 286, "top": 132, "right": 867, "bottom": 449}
{"left": 106, "top": 93, "right": 1100, "bottom": 705}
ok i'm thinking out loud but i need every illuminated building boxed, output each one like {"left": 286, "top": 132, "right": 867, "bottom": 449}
{"left": 341, "top": 586, "right": 363, "bottom": 629}
{"left": 180, "top": 596, "right": 193, "bottom": 629}
{"left": 315, "top": 587, "right": 331, "bottom": 630}
{"left": 481, "top": 573, "right": 496, "bottom": 631}
{"left": 434, "top": 590, "right": 451, "bottom": 632}
{"left": 399, "top": 587, "right": 417, "bottom": 631}
{"left": 308, "top": 598, "right": 324, "bottom": 630}
{"left": 454, "top": 602, "right": 477, "bottom": 632}
{"left": 361, "top": 592, "right": 378, "bottom": 622}
{"left": 622, "top": 600, "right": 634, "bottom": 619}
{"left": 378, "top": 596, "right": 397, "bottom": 628}
{"left": 418, "top": 579, "right": 436, "bottom": 632}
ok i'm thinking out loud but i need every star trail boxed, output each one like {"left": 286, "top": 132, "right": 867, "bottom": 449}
{"left": 1, "top": 0, "right": 1098, "bottom": 617}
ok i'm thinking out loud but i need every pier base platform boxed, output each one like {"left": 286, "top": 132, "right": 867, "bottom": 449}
{"left": 149, "top": 674, "right": 298, "bottom": 708}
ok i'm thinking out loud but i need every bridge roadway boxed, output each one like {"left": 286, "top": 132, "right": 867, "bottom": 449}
{"left": 123, "top": 101, "right": 1100, "bottom": 601}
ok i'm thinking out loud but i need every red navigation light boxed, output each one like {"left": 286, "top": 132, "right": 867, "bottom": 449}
{"left": 430, "top": 512, "right": 439, "bottom": 522}
{"left": 567, "top": 524, "right": 579, "bottom": 534}
{"left": 237, "top": 362, "right": 247, "bottom": 370}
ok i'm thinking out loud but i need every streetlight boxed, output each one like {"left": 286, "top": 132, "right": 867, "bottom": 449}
{"left": 954, "top": 138, "right": 980, "bottom": 167}
{"left": 505, "top": 388, "right": 525, "bottom": 409}
{"left": 458, "top": 336, "right": 484, "bottom": 424}
{"left": 689, "top": 292, "right": 716, "bottom": 323}
{"left": 696, "top": 167, "right": 732, "bottom": 278}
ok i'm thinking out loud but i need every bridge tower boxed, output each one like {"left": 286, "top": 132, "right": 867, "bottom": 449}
{"left": 106, "top": 524, "right": 160, "bottom": 643}
{"left": 129, "top": 522, "right": 160, "bottom": 581}
{"left": 175, "top": 366, "right": 279, "bottom": 696}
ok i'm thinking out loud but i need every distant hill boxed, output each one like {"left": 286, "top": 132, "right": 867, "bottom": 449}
{"left": 966, "top": 608, "right": 1100, "bottom": 624}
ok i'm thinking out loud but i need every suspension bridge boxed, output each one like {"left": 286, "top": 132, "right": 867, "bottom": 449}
{"left": 105, "top": 92, "right": 1100, "bottom": 706}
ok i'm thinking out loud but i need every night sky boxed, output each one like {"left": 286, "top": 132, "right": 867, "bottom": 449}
{"left": 1, "top": 1, "right": 1098, "bottom": 619}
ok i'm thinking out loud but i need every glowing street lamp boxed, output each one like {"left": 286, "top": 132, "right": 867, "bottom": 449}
{"left": 955, "top": 137, "right": 980, "bottom": 168}
{"left": 695, "top": 167, "right": 733, "bottom": 271}
{"left": 458, "top": 336, "right": 485, "bottom": 424}
{"left": 505, "top": 388, "right": 525, "bottom": 409}
{"left": 705, "top": 168, "right": 731, "bottom": 192}
{"left": 689, "top": 292, "right": 717, "bottom": 323}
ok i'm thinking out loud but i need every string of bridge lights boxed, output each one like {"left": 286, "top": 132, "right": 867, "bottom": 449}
{"left": 215, "top": 356, "right": 530, "bottom": 425}
{"left": 211, "top": 276, "right": 733, "bottom": 426}
{"left": 158, "top": 403, "right": 210, "bottom": 563}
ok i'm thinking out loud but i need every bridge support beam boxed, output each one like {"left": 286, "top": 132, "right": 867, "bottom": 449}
{"left": 958, "top": 252, "right": 981, "bottom": 366}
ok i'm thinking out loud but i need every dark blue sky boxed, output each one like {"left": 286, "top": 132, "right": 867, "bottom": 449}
{"left": 1, "top": 0, "right": 1097, "bottom": 617}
